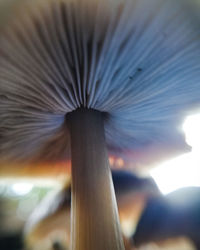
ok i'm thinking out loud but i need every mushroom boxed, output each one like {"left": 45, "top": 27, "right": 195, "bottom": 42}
{"left": 24, "top": 170, "right": 159, "bottom": 250}
{"left": 133, "top": 187, "right": 200, "bottom": 250}
{"left": 0, "top": 0, "right": 22, "bottom": 28}
{"left": 0, "top": 0, "right": 200, "bottom": 250}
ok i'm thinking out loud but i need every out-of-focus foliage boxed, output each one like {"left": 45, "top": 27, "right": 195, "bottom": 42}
{"left": 0, "top": 183, "right": 54, "bottom": 234}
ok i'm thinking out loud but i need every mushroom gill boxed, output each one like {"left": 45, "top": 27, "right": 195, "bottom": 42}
{"left": 0, "top": 0, "right": 200, "bottom": 250}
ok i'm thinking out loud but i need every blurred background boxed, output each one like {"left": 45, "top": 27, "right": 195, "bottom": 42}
{"left": 0, "top": 180, "right": 55, "bottom": 250}
{"left": 0, "top": 110, "right": 199, "bottom": 250}
{"left": 0, "top": 1, "right": 200, "bottom": 250}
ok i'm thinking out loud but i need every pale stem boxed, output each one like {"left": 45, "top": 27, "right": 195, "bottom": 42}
{"left": 68, "top": 108, "right": 125, "bottom": 250}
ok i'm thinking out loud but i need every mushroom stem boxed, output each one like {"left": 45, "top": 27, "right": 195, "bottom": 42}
{"left": 68, "top": 108, "right": 125, "bottom": 250}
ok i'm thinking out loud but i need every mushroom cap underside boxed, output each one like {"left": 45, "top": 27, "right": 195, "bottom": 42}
{"left": 0, "top": 0, "right": 200, "bottom": 165}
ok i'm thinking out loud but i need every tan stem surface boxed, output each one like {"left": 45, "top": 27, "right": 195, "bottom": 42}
{"left": 68, "top": 108, "right": 125, "bottom": 250}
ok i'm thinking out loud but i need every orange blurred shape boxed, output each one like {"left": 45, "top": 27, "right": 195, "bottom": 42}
{"left": 116, "top": 158, "right": 125, "bottom": 168}
{"left": 109, "top": 156, "right": 115, "bottom": 166}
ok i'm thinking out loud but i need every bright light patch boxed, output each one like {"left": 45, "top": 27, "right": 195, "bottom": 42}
{"left": 0, "top": 178, "right": 63, "bottom": 188}
{"left": 183, "top": 113, "right": 200, "bottom": 149}
{"left": 150, "top": 112, "right": 200, "bottom": 195}
{"left": 0, "top": 178, "right": 63, "bottom": 197}
{"left": 121, "top": 219, "right": 136, "bottom": 237}
{"left": 11, "top": 182, "right": 34, "bottom": 196}
{"left": 150, "top": 153, "right": 200, "bottom": 194}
